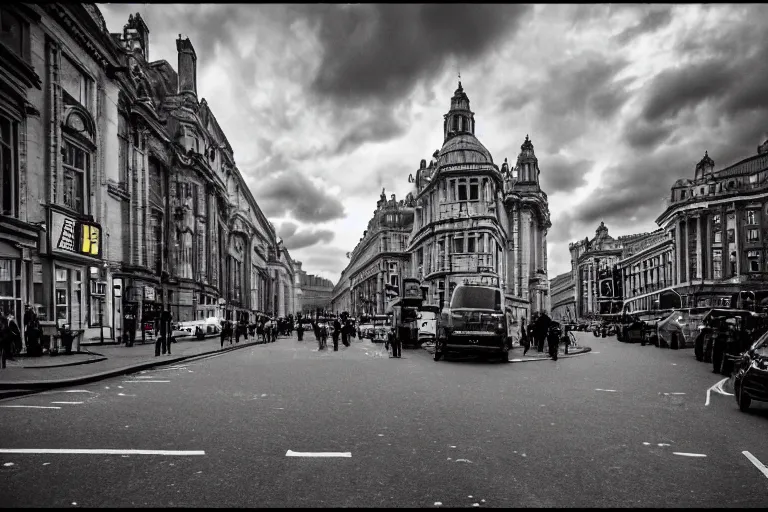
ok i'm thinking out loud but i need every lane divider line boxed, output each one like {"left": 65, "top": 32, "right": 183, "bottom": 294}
{"left": 285, "top": 450, "right": 351, "bottom": 458}
{"left": 0, "top": 449, "right": 205, "bottom": 456}
{"left": 0, "top": 405, "right": 61, "bottom": 409}
{"left": 742, "top": 451, "right": 768, "bottom": 480}
{"left": 50, "top": 402, "right": 83, "bottom": 405}
{"left": 121, "top": 380, "right": 170, "bottom": 383}
{"left": 673, "top": 452, "right": 707, "bottom": 457}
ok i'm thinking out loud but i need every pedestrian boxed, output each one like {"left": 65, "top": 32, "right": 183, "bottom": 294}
{"left": 520, "top": 317, "right": 530, "bottom": 356}
{"left": 534, "top": 312, "right": 550, "bottom": 353}
{"left": 26, "top": 311, "right": 42, "bottom": 357}
{"left": 23, "top": 304, "right": 32, "bottom": 353}
{"left": 235, "top": 322, "right": 241, "bottom": 344}
{"left": 220, "top": 320, "right": 226, "bottom": 349}
{"left": 547, "top": 321, "right": 561, "bottom": 361}
{"left": 388, "top": 327, "right": 401, "bottom": 358}
{"left": 297, "top": 322, "right": 304, "bottom": 341}
{"left": 332, "top": 317, "right": 341, "bottom": 351}
{"left": 123, "top": 306, "right": 136, "bottom": 347}
{"left": 0, "top": 310, "right": 9, "bottom": 369}
{"left": 156, "top": 310, "right": 172, "bottom": 356}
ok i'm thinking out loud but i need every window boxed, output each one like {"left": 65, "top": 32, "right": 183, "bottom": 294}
{"left": 747, "top": 210, "right": 757, "bottom": 225}
{"left": 680, "top": 190, "right": 686, "bottom": 199}
{"left": 0, "top": 113, "right": 18, "bottom": 216}
{"left": 60, "top": 54, "right": 91, "bottom": 110}
{"left": 0, "top": 258, "right": 21, "bottom": 322}
{"left": 747, "top": 228, "right": 759, "bottom": 242}
{"left": 712, "top": 214, "right": 721, "bottom": 225}
{"left": 62, "top": 141, "right": 88, "bottom": 213}
{"left": 454, "top": 236, "right": 464, "bottom": 253}
{"left": 449, "top": 180, "right": 456, "bottom": 201}
{"left": 748, "top": 251, "right": 760, "bottom": 272}
{"left": 467, "top": 235, "right": 476, "bottom": 253}
{"left": 0, "top": 8, "right": 24, "bottom": 58}
{"left": 118, "top": 115, "right": 130, "bottom": 184}
{"left": 451, "top": 116, "right": 458, "bottom": 132}
{"left": 458, "top": 181, "right": 467, "bottom": 201}
{"left": 469, "top": 179, "right": 479, "bottom": 200}
{"left": 713, "top": 230, "right": 722, "bottom": 243}
{"left": 712, "top": 249, "right": 722, "bottom": 279}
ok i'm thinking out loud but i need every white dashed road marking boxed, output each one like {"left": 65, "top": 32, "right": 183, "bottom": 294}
{"left": 742, "top": 451, "right": 768, "bottom": 480}
{"left": 50, "top": 402, "right": 83, "bottom": 405}
{"left": 285, "top": 450, "right": 351, "bottom": 458}
{"left": 0, "top": 449, "right": 205, "bottom": 456}
{"left": 0, "top": 405, "right": 61, "bottom": 410}
{"left": 122, "top": 380, "right": 170, "bottom": 383}
{"left": 595, "top": 389, "right": 617, "bottom": 392}
{"left": 673, "top": 452, "right": 707, "bottom": 458}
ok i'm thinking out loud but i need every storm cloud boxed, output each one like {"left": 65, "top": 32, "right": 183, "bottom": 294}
{"left": 252, "top": 169, "right": 345, "bottom": 224}
{"left": 539, "top": 156, "right": 592, "bottom": 194}
{"left": 306, "top": 4, "right": 531, "bottom": 106}
{"left": 277, "top": 222, "right": 335, "bottom": 250}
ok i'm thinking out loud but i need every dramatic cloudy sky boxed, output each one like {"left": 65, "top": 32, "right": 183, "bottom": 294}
{"left": 99, "top": 3, "right": 768, "bottom": 283}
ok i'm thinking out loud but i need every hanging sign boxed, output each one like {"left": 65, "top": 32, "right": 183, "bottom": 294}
{"left": 51, "top": 210, "right": 102, "bottom": 259}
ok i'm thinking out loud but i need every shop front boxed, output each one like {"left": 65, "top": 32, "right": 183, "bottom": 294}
{"left": 38, "top": 208, "right": 106, "bottom": 343}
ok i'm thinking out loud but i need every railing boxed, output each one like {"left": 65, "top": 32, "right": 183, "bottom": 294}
{"left": 437, "top": 201, "right": 493, "bottom": 220}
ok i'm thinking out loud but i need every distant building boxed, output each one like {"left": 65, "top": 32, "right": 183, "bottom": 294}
{"left": 549, "top": 271, "right": 575, "bottom": 323}
{"left": 295, "top": 261, "right": 334, "bottom": 315}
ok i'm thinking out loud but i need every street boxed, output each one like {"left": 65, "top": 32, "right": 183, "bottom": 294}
{"left": 1, "top": 332, "right": 767, "bottom": 508}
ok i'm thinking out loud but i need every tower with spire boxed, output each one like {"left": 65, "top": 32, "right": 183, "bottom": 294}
{"left": 443, "top": 80, "right": 476, "bottom": 142}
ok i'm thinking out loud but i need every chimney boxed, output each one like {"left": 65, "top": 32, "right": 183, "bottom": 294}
{"left": 176, "top": 35, "right": 197, "bottom": 98}
{"left": 123, "top": 13, "right": 150, "bottom": 60}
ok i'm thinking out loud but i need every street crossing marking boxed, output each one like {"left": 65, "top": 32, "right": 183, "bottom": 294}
{"left": 0, "top": 449, "right": 205, "bottom": 456}
{"left": 285, "top": 450, "right": 351, "bottom": 458}
{"left": 742, "top": 451, "right": 768, "bottom": 480}
{"left": 0, "top": 405, "right": 61, "bottom": 410}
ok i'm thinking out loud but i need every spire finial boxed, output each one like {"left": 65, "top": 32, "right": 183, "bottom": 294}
{"left": 526, "top": 134, "right": 529, "bottom": 141}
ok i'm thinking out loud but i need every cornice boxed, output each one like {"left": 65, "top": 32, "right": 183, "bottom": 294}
{"left": 44, "top": 4, "right": 121, "bottom": 71}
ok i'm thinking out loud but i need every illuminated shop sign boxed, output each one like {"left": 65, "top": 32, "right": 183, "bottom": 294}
{"left": 51, "top": 211, "right": 102, "bottom": 259}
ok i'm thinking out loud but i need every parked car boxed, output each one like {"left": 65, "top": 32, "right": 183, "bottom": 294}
{"left": 695, "top": 309, "right": 758, "bottom": 363}
{"left": 656, "top": 307, "right": 710, "bottom": 349}
{"left": 733, "top": 330, "right": 768, "bottom": 411}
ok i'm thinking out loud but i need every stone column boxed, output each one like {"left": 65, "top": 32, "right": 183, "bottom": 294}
{"left": 587, "top": 264, "right": 593, "bottom": 314}
{"left": 674, "top": 223, "right": 681, "bottom": 285}
{"left": 696, "top": 215, "right": 703, "bottom": 280}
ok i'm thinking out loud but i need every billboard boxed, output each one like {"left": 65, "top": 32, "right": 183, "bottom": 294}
{"left": 51, "top": 210, "right": 102, "bottom": 259}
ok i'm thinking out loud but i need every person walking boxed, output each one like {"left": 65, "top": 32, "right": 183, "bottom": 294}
{"left": 388, "top": 327, "right": 401, "bottom": 358}
{"left": 220, "top": 320, "right": 227, "bottom": 349}
{"left": 332, "top": 317, "right": 341, "bottom": 351}
{"left": 547, "top": 321, "right": 561, "bottom": 361}
{"left": 0, "top": 311, "right": 9, "bottom": 369}
{"left": 520, "top": 317, "right": 530, "bottom": 356}
{"left": 534, "top": 312, "right": 550, "bottom": 353}
{"left": 235, "top": 322, "right": 241, "bottom": 344}
{"left": 297, "top": 322, "right": 304, "bottom": 341}
{"left": 123, "top": 306, "right": 137, "bottom": 347}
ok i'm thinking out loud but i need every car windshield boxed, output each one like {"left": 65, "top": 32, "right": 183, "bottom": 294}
{"left": 450, "top": 286, "right": 501, "bottom": 310}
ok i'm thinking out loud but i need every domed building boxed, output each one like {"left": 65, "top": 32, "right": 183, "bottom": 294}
{"left": 405, "top": 82, "right": 552, "bottom": 321}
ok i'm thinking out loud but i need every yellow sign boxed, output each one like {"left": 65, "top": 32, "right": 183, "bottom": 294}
{"left": 81, "top": 224, "right": 100, "bottom": 256}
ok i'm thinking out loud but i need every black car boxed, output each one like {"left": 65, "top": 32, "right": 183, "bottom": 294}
{"left": 733, "top": 330, "right": 768, "bottom": 412}
{"left": 433, "top": 284, "right": 509, "bottom": 362}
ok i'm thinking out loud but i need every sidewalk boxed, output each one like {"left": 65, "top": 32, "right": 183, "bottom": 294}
{"left": 0, "top": 332, "right": 272, "bottom": 397}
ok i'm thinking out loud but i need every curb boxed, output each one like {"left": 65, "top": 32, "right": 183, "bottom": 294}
{"left": 12, "top": 353, "right": 108, "bottom": 370}
{"left": 0, "top": 339, "right": 264, "bottom": 394}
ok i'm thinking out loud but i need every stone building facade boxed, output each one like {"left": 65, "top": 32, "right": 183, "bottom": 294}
{"left": 333, "top": 83, "right": 552, "bottom": 323}
{"left": 568, "top": 222, "right": 624, "bottom": 319}
{"left": 0, "top": 4, "right": 293, "bottom": 345}
{"left": 295, "top": 260, "right": 334, "bottom": 315}
{"left": 331, "top": 189, "right": 414, "bottom": 316}
{"left": 549, "top": 271, "right": 576, "bottom": 323}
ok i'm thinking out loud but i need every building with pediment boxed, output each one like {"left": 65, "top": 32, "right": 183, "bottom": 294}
{"left": 0, "top": 4, "right": 294, "bottom": 345}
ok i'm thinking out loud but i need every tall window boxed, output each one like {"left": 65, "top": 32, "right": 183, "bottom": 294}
{"left": 0, "top": 258, "right": 21, "bottom": 322}
{"left": 0, "top": 8, "right": 26, "bottom": 59}
{"left": 747, "top": 210, "right": 757, "bottom": 225}
{"left": 467, "top": 234, "right": 476, "bottom": 253}
{"left": 713, "top": 230, "right": 722, "bottom": 243}
{"left": 469, "top": 178, "right": 479, "bottom": 200}
{"left": 62, "top": 141, "right": 88, "bottom": 213}
{"left": 0, "top": 113, "right": 18, "bottom": 216}
{"left": 454, "top": 235, "right": 464, "bottom": 253}
{"left": 748, "top": 251, "right": 760, "bottom": 272}
{"left": 60, "top": 54, "right": 91, "bottom": 110}
{"left": 118, "top": 115, "right": 130, "bottom": 184}
{"left": 747, "top": 228, "right": 759, "bottom": 242}
{"left": 457, "top": 181, "right": 467, "bottom": 201}
{"left": 712, "top": 249, "right": 722, "bottom": 279}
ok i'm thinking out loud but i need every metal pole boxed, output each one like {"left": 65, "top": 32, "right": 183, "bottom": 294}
{"left": 99, "top": 298, "right": 104, "bottom": 345}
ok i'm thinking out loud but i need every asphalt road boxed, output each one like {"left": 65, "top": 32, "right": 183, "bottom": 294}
{"left": 1, "top": 332, "right": 766, "bottom": 508}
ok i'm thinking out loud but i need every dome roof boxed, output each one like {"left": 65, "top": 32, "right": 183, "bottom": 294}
{"left": 438, "top": 133, "right": 494, "bottom": 167}
{"left": 673, "top": 178, "right": 692, "bottom": 188}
